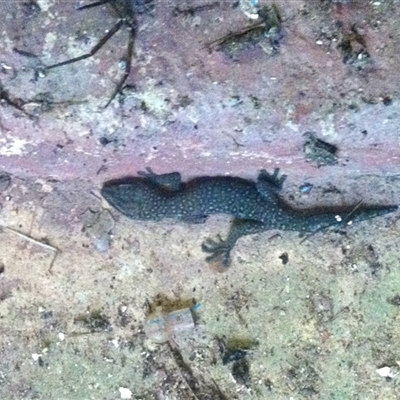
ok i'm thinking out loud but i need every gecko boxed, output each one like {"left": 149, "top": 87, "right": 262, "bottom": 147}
{"left": 101, "top": 168, "right": 397, "bottom": 268}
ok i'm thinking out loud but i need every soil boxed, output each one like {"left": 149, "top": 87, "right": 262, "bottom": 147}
{"left": 1, "top": 1, "right": 400, "bottom": 399}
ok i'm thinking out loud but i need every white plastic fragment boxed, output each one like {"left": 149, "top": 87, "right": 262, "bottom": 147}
{"left": 145, "top": 307, "right": 196, "bottom": 344}
{"left": 119, "top": 387, "right": 132, "bottom": 399}
{"left": 0, "top": 62, "right": 12, "bottom": 70}
{"left": 376, "top": 366, "right": 394, "bottom": 378}
{"left": 241, "top": 0, "right": 259, "bottom": 19}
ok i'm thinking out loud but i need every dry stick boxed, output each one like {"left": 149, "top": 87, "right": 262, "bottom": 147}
{"left": 2, "top": 226, "right": 60, "bottom": 271}
{"left": 207, "top": 21, "right": 267, "bottom": 48}
{"left": 299, "top": 200, "right": 365, "bottom": 244}
{"left": 167, "top": 341, "right": 201, "bottom": 400}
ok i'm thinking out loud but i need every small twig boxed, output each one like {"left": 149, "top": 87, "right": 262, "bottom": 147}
{"left": 167, "top": 341, "right": 201, "bottom": 400}
{"left": 342, "top": 199, "right": 364, "bottom": 222}
{"left": 207, "top": 21, "right": 266, "bottom": 48}
{"left": 0, "top": 83, "right": 36, "bottom": 119}
{"left": 299, "top": 200, "right": 366, "bottom": 244}
{"left": 2, "top": 226, "right": 60, "bottom": 271}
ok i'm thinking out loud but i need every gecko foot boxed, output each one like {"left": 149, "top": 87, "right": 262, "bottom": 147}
{"left": 202, "top": 235, "right": 232, "bottom": 268}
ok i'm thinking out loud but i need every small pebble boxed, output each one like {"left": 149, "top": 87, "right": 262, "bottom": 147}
{"left": 299, "top": 183, "right": 313, "bottom": 194}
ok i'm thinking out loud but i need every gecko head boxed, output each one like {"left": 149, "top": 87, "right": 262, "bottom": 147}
{"left": 101, "top": 179, "right": 160, "bottom": 220}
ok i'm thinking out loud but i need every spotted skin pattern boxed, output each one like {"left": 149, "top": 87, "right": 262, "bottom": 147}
{"left": 101, "top": 169, "right": 397, "bottom": 268}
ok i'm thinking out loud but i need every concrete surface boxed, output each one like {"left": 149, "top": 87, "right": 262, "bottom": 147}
{"left": 0, "top": 0, "right": 400, "bottom": 398}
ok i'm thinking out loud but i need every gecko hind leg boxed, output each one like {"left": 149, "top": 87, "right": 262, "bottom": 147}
{"left": 202, "top": 219, "right": 268, "bottom": 269}
{"left": 202, "top": 234, "right": 232, "bottom": 267}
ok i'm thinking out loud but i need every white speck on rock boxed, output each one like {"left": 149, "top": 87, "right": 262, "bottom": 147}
{"left": 32, "top": 353, "right": 42, "bottom": 361}
{"left": 37, "top": 0, "right": 55, "bottom": 12}
{"left": 0, "top": 137, "right": 30, "bottom": 156}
